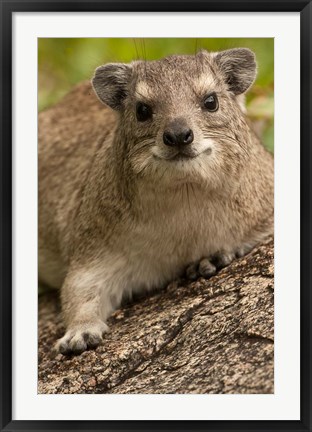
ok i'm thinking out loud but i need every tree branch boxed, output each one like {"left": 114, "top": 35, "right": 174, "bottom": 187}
{"left": 38, "top": 238, "right": 274, "bottom": 394}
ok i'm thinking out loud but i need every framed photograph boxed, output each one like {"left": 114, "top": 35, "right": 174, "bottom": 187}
{"left": 1, "top": 0, "right": 311, "bottom": 431}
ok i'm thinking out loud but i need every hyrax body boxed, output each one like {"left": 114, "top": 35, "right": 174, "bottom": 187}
{"left": 39, "top": 49, "right": 274, "bottom": 354}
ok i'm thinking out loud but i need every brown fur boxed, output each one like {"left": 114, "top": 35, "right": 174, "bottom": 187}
{"left": 39, "top": 49, "right": 274, "bottom": 355}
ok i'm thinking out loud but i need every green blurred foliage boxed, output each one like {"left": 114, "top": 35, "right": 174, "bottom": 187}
{"left": 38, "top": 38, "right": 273, "bottom": 151}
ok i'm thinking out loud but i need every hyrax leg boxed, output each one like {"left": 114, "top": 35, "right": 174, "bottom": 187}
{"left": 54, "top": 266, "right": 122, "bottom": 355}
{"left": 185, "top": 245, "right": 253, "bottom": 281}
{"left": 54, "top": 320, "right": 109, "bottom": 355}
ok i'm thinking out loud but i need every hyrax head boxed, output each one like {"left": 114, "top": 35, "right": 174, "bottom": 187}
{"left": 92, "top": 49, "right": 257, "bottom": 188}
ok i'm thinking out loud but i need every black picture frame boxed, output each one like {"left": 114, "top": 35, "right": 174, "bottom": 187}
{"left": 1, "top": 0, "right": 311, "bottom": 431}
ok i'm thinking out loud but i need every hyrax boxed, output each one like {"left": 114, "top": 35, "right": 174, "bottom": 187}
{"left": 39, "top": 48, "right": 274, "bottom": 355}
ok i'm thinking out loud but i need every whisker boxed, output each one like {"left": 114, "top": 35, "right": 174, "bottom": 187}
{"left": 128, "top": 142, "right": 155, "bottom": 158}
{"left": 136, "top": 159, "right": 152, "bottom": 176}
{"left": 133, "top": 136, "right": 156, "bottom": 145}
{"left": 198, "top": 159, "right": 211, "bottom": 178}
{"left": 142, "top": 38, "right": 147, "bottom": 62}
{"left": 133, "top": 38, "right": 140, "bottom": 60}
{"left": 194, "top": 38, "right": 200, "bottom": 77}
{"left": 181, "top": 184, "right": 187, "bottom": 220}
{"left": 204, "top": 132, "right": 248, "bottom": 150}
{"left": 141, "top": 38, "right": 148, "bottom": 80}
{"left": 158, "top": 165, "right": 168, "bottom": 183}
{"left": 190, "top": 182, "right": 200, "bottom": 211}
{"left": 186, "top": 184, "right": 191, "bottom": 212}
{"left": 204, "top": 132, "right": 250, "bottom": 160}
{"left": 203, "top": 133, "right": 237, "bottom": 144}
{"left": 194, "top": 38, "right": 198, "bottom": 55}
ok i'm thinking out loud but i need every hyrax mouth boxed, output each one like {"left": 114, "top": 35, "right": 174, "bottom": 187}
{"left": 153, "top": 148, "right": 198, "bottom": 162}
{"left": 168, "top": 152, "right": 198, "bottom": 162}
{"left": 153, "top": 145, "right": 212, "bottom": 162}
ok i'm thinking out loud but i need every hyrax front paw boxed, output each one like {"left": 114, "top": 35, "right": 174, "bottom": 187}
{"left": 185, "top": 251, "right": 235, "bottom": 281}
{"left": 53, "top": 320, "right": 109, "bottom": 355}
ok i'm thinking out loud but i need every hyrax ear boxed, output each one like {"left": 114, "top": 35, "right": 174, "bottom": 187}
{"left": 213, "top": 48, "right": 257, "bottom": 95}
{"left": 92, "top": 63, "right": 132, "bottom": 110}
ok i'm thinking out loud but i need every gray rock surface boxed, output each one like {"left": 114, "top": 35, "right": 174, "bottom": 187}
{"left": 38, "top": 239, "right": 274, "bottom": 394}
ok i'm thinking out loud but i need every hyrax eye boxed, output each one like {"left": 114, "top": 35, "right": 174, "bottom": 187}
{"left": 136, "top": 102, "right": 153, "bottom": 122}
{"left": 203, "top": 93, "right": 219, "bottom": 112}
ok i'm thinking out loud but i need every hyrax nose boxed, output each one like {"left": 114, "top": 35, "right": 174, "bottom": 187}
{"left": 163, "top": 120, "right": 194, "bottom": 147}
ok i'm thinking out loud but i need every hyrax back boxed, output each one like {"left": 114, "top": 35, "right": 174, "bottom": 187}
{"left": 39, "top": 49, "right": 273, "bottom": 355}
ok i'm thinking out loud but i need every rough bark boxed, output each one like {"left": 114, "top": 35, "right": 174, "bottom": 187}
{"left": 38, "top": 239, "right": 274, "bottom": 394}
